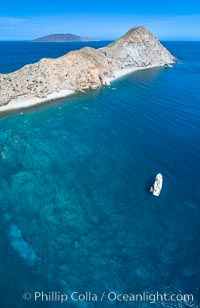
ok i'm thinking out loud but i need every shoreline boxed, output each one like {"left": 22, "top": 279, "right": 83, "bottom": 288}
{"left": 0, "top": 89, "right": 75, "bottom": 114}
{"left": 109, "top": 64, "right": 161, "bottom": 81}
{"left": 0, "top": 64, "right": 171, "bottom": 114}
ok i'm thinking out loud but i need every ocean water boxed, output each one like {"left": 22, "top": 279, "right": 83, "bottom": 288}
{"left": 0, "top": 41, "right": 111, "bottom": 73}
{"left": 0, "top": 41, "right": 200, "bottom": 307}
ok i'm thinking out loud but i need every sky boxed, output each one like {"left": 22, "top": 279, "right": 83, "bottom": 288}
{"left": 0, "top": 0, "right": 200, "bottom": 40}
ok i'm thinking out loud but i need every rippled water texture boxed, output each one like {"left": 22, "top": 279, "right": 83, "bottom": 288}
{"left": 0, "top": 42, "right": 200, "bottom": 307}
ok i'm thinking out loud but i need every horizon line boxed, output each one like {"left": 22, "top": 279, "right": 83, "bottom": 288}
{"left": 0, "top": 39, "right": 200, "bottom": 42}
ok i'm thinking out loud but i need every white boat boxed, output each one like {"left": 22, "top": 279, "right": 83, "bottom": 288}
{"left": 150, "top": 173, "right": 163, "bottom": 196}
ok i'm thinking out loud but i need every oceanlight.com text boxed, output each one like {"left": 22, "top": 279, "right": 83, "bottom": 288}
{"left": 23, "top": 291, "right": 194, "bottom": 304}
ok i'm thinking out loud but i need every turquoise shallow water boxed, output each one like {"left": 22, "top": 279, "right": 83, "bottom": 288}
{"left": 0, "top": 42, "right": 200, "bottom": 307}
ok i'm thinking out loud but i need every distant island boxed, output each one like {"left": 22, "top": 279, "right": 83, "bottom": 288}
{"left": 0, "top": 26, "right": 175, "bottom": 112}
{"left": 32, "top": 33, "right": 93, "bottom": 42}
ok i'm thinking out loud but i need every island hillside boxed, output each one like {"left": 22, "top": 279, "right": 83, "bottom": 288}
{"left": 0, "top": 26, "right": 175, "bottom": 112}
{"left": 32, "top": 33, "right": 92, "bottom": 42}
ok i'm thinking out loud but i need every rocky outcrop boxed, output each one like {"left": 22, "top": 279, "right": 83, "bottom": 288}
{"left": 0, "top": 26, "right": 175, "bottom": 110}
{"left": 101, "top": 26, "right": 175, "bottom": 70}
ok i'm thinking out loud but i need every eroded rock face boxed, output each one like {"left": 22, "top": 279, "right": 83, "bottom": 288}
{"left": 0, "top": 26, "right": 175, "bottom": 107}
{"left": 101, "top": 26, "right": 175, "bottom": 70}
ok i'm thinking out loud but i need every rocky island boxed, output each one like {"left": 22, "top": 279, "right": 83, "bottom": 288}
{"left": 0, "top": 26, "right": 175, "bottom": 113}
{"left": 32, "top": 33, "right": 92, "bottom": 42}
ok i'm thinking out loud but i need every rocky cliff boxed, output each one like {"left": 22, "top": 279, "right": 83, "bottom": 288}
{"left": 0, "top": 26, "right": 175, "bottom": 111}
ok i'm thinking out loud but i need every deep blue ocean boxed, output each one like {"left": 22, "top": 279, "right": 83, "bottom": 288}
{"left": 0, "top": 41, "right": 199, "bottom": 307}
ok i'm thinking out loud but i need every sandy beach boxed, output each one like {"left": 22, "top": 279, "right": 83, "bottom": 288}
{"left": 0, "top": 27, "right": 175, "bottom": 114}
{"left": 0, "top": 89, "right": 75, "bottom": 113}
{"left": 0, "top": 64, "right": 163, "bottom": 114}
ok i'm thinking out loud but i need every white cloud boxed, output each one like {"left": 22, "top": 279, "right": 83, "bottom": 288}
{"left": 0, "top": 14, "right": 199, "bottom": 40}
{"left": 0, "top": 17, "right": 25, "bottom": 26}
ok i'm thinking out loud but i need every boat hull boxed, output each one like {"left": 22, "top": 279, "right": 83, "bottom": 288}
{"left": 152, "top": 173, "right": 163, "bottom": 196}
